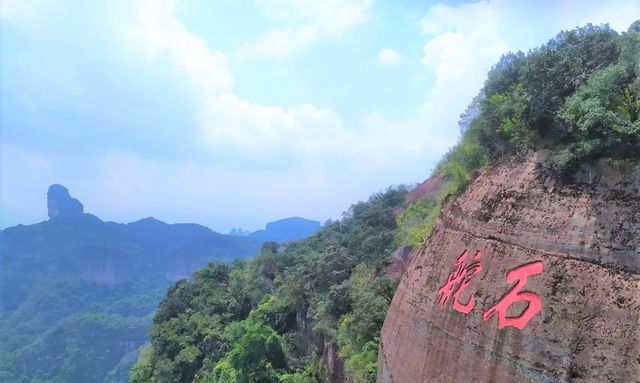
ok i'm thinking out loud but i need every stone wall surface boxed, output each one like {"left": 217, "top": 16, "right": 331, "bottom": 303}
{"left": 378, "top": 154, "right": 640, "bottom": 383}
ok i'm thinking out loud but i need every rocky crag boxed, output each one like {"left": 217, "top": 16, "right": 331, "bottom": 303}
{"left": 47, "top": 184, "right": 84, "bottom": 218}
{"left": 378, "top": 152, "right": 639, "bottom": 383}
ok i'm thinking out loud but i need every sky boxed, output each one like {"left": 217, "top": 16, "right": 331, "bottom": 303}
{"left": 1, "top": 0, "right": 638, "bottom": 232}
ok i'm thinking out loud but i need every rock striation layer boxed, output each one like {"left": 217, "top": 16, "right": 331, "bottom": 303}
{"left": 378, "top": 153, "right": 640, "bottom": 383}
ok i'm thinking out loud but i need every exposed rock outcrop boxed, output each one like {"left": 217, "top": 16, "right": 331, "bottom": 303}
{"left": 77, "top": 245, "right": 133, "bottom": 286}
{"left": 47, "top": 184, "right": 84, "bottom": 218}
{"left": 378, "top": 153, "right": 640, "bottom": 383}
{"left": 404, "top": 172, "right": 445, "bottom": 206}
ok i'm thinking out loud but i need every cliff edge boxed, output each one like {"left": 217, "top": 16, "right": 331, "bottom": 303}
{"left": 378, "top": 152, "right": 639, "bottom": 383}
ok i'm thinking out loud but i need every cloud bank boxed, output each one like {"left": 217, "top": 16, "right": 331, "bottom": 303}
{"left": 2, "top": 0, "right": 638, "bottom": 231}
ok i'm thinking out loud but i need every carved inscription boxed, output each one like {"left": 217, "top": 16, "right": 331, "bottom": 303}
{"left": 437, "top": 250, "right": 544, "bottom": 330}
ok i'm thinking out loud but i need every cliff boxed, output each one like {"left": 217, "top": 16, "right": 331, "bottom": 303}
{"left": 47, "top": 184, "right": 84, "bottom": 218}
{"left": 378, "top": 152, "right": 640, "bottom": 383}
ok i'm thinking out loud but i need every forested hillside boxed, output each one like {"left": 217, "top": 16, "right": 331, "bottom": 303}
{"left": 129, "top": 188, "right": 409, "bottom": 383}
{"left": 130, "top": 22, "right": 639, "bottom": 383}
{"left": 0, "top": 186, "right": 263, "bottom": 383}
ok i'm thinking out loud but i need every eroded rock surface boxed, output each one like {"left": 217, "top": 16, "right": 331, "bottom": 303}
{"left": 378, "top": 154, "right": 640, "bottom": 383}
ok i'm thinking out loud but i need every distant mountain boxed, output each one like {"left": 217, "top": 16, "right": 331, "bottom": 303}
{"left": 0, "top": 185, "right": 263, "bottom": 383}
{"left": 228, "top": 227, "right": 251, "bottom": 237}
{"left": 247, "top": 217, "right": 322, "bottom": 242}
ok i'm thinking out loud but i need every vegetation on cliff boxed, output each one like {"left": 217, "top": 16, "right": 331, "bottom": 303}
{"left": 397, "top": 22, "right": 639, "bottom": 248}
{"left": 129, "top": 188, "right": 407, "bottom": 383}
{"left": 130, "top": 22, "right": 639, "bottom": 383}
{"left": 446, "top": 22, "right": 639, "bottom": 179}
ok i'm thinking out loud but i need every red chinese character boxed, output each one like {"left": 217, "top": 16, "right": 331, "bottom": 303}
{"left": 437, "top": 249, "right": 482, "bottom": 314}
{"left": 482, "top": 261, "right": 544, "bottom": 330}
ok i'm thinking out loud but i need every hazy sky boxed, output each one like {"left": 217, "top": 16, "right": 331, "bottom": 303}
{"left": 1, "top": 0, "right": 638, "bottom": 232}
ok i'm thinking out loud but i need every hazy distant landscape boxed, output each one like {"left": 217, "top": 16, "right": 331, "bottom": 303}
{"left": 1, "top": 1, "right": 639, "bottom": 383}
{"left": 0, "top": 185, "right": 320, "bottom": 382}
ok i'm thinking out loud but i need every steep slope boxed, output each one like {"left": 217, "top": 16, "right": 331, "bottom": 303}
{"left": 378, "top": 154, "right": 640, "bottom": 383}
{"left": 0, "top": 185, "right": 263, "bottom": 383}
{"left": 127, "top": 188, "right": 409, "bottom": 383}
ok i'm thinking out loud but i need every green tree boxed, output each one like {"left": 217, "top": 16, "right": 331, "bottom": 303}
{"left": 210, "top": 320, "right": 288, "bottom": 383}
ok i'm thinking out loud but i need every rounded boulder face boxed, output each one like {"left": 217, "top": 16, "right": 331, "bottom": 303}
{"left": 378, "top": 155, "right": 640, "bottom": 383}
{"left": 47, "top": 184, "right": 84, "bottom": 219}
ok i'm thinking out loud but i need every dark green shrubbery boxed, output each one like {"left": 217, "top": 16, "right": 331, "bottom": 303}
{"left": 458, "top": 23, "right": 639, "bottom": 175}
{"left": 130, "top": 188, "right": 408, "bottom": 383}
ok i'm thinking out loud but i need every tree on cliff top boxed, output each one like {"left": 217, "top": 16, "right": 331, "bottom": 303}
{"left": 440, "top": 22, "right": 640, "bottom": 180}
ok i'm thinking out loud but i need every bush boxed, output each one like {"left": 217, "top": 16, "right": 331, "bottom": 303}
{"left": 452, "top": 22, "right": 639, "bottom": 175}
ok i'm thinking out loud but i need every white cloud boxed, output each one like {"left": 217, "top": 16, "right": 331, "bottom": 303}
{"left": 421, "top": 1, "right": 507, "bottom": 80}
{"left": 200, "top": 93, "right": 356, "bottom": 157}
{"left": 355, "top": 1, "right": 510, "bottom": 175}
{"left": 92, "top": 0, "right": 640, "bottom": 230}
{"left": 0, "top": 0, "right": 26, "bottom": 22}
{"left": 134, "top": 0, "right": 234, "bottom": 95}
{"left": 0, "top": 0, "right": 42, "bottom": 23}
{"left": 0, "top": 141, "right": 56, "bottom": 226}
{"left": 551, "top": 0, "right": 639, "bottom": 35}
{"left": 357, "top": 0, "right": 508, "bottom": 164}
{"left": 75, "top": 151, "right": 359, "bottom": 231}
{"left": 237, "top": 0, "right": 371, "bottom": 60}
{"left": 378, "top": 48, "right": 403, "bottom": 66}
{"left": 8, "top": 0, "right": 637, "bottom": 231}
{"left": 236, "top": 25, "right": 320, "bottom": 61}
{"left": 130, "top": 0, "right": 451, "bottom": 170}
{"left": 256, "top": 0, "right": 371, "bottom": 34}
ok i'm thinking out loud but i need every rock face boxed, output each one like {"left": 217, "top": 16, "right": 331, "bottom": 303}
{"left": 404, "top": 172, "right": 445, "bottom": 206}
{"left": 378, "top": 153, "right": 640, "bottom": 383}
{"left": 77, "top": 245, "right": 134, "bottom": 286}
{"left": 47, "top": 184, "right": 84, "bottom": 218}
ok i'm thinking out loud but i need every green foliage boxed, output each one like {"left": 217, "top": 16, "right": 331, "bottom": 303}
{"left": 141, "top": 262, "right": 239, "bottom": 383}
{"left": 456, "top": 22, "right": 640, "bottom": 175}
{"left": 131, "top": 21, "right": 640, "bottom": 383}
{"left": 0, "top": 214, "right": 262, "bottom": 383}
{"left": 395, "top": 121, "right": 491, "bottom": 249}
{"left": 279, "top": 365, "right": 317, "bottom": 383}
{"left": 437, "top": 133, "right": 489, "bottom": 195}
{"left": 395, "top": 198, "right": 438, "bottom": 246}
{"left": 209, "top": 320, "right": 288, "bottom": 383}
{"left": 407, "top": 24, "right": 639, "bottom": 262}
{"left": 132, "top": 188, "right": 407, "bottom": 383}
{"left": 339, "top": 340, "right": 379, "bottom": 383}
{"left": 128, "top": 346, "right": 156, "bottom": 383}
{"left": 336, "top": 266, "right": 395, "bottom": 383}
{"left": 554, "top": 59, "right": 640, "bottom": 170}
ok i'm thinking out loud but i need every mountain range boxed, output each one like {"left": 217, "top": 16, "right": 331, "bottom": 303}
{"left": 0, "top": 185, "right": 321, "bottom": 383}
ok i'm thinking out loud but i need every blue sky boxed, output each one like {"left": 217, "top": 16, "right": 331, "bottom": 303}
{"left": 1, "top": 0, "right": 638, "bottom": 232}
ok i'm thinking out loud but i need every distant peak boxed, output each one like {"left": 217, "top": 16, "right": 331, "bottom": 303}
{"left": 250, "top": 216, "right": 321, "bottom": 242}
{"left": 47, "top": 184, "right": 84, "bottom": 219}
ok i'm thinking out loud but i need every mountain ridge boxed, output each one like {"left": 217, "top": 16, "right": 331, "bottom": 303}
{"left": 0, "top": 185, "right": 289, "bottom": 383}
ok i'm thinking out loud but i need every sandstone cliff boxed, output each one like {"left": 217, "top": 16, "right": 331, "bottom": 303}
{"left": 378, "top": 153, "right": 639, "bottom": 383}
